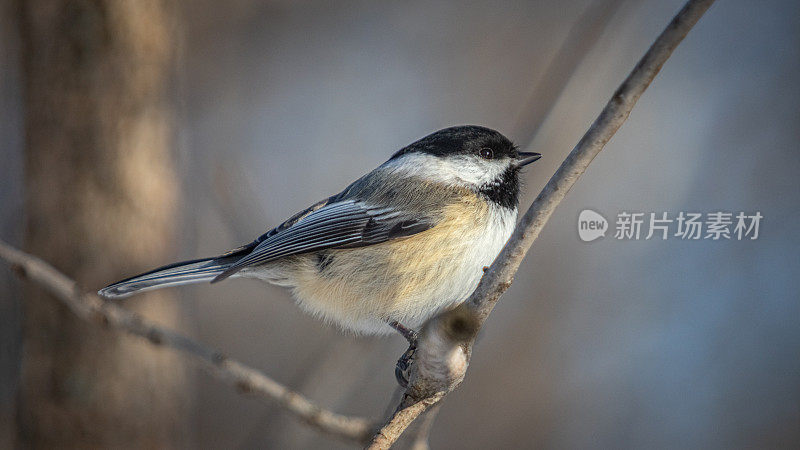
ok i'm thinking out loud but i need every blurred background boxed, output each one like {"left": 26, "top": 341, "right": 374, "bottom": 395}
{"left": 1, "top": 0, "right": 799, "bottom": 448}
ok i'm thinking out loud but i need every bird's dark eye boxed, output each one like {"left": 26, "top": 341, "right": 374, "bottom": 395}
{"left": 479, "top": 147, "right": 494, "bottom": 159}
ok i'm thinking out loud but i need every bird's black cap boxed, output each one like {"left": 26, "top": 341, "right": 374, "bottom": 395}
{"left": 390, "top": 125, "right": 518, "bottom": 160}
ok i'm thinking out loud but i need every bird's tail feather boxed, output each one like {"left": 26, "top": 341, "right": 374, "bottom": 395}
{"left": 98, "top": 256, "right": 237, "bottom": 299}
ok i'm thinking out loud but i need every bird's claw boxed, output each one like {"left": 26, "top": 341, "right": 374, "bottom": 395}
{"left": 395, "top": 342, "right": 417, "bottom": 388}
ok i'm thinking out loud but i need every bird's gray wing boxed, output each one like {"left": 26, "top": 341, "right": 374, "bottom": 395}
{"left": 212, "top": 198, "right": 435, "bottom": 282}
{"left": 215, "top": 196, "right": 335, "bottom": 259}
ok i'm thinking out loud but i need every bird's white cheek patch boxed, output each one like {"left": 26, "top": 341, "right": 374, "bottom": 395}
{"left": 382, "top": 153, "right": 510, "bottom": 188}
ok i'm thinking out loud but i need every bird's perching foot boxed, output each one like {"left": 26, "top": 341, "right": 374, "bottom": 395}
{"left": 394, "top": 345, "right": 416, "bottom": 388}
{"left": 389, "top": 320, "right": 418, "bottom": 387}
{"left": 389, "top": 320, "right": 418, "bottom": 344}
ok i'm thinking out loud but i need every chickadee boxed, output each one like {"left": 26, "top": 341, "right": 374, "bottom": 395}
{"left": 100, "top": 126, "right": 540, "bottom": 339}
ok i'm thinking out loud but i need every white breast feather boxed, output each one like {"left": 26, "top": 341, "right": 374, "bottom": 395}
{"left": 397, "top": 204, "right": 517, "bottom": 329}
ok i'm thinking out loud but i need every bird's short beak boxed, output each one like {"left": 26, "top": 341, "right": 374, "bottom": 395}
{"left": 515, "top": 152, "right": 542, "bottom": 168}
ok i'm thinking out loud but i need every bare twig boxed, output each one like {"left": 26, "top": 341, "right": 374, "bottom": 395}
{"left": 367, "top": 393, "right": 445, "bottom": 450}
{"left": 0, "top": 240, "right": 374, "bottom": 444}
{"left": 367, "top": 0, "right": 716, "bottom": 446}
{"left": 410, "top": 404, "right": 441, "bottom": 450}
{"left": 511, "top": 0, "right": 628, "bottom": 145}
{"left": 470, "top": 0, "right": 716, "bottom": 325}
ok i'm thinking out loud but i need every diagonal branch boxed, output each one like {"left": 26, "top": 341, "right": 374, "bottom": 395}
{"left": 367, "top": 0, "right": 717, "bottom": 447}
{"left": 0, "top": 240, "right": 375, "bottom": 445}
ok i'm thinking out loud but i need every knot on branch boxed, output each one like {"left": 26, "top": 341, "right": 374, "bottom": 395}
{"left": 407, "top": 306, "right": 478, "bottom": 400}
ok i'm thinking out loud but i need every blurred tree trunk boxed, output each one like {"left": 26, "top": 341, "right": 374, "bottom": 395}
{"left": 17, "top": 0, "right": 190, "bottom": 447}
